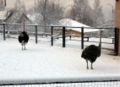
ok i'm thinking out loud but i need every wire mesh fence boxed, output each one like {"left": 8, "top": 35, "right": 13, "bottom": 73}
{"left": 0, "top": 76, "right": 120, "bottom": 87}
{"left": 0, "top": 80, "right": 120, "bottom": 87}
{"left": 0, "top": 23, "right": 116, "bottom": 52}
{"left": 1, "top": 82, "right": 120, "bottom": 87}
{"left": 0, "top": 23, "right": 115, "bottom": 41}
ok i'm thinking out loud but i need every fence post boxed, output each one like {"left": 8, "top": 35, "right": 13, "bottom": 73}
{"left": 62, "top": 27, "right": 66, "bottom": 48}
{"left": 114, "top": 27, "right": 119, "bottom": 55}
{"left": 51, "top": 26, "right": 54, "bottom": 46}
{"left": 35, "top": 25, "right": 38, "bottom": 44}
{"left": 3, "top": 23, "right": 6, "bottom": 40}
{"left": 81, "top": 27, "right": 84, "bottom": 49}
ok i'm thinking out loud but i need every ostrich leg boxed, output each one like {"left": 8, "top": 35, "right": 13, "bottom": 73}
{"left": 91, "top": 62, "right": 93, "bottom": 69}
{"left": 86, "top": 59, "right": 89, "bottom": 69}
{"left": 22, "top": 41, "right": 24, "bottom": 50}
{"left": 23, "top": 44, "right": 25, "bottom": 50}
{"left": 21, "top": 44, "right": 23, "bottom": 50}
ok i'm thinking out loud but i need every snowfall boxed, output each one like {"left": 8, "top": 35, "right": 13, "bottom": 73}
{"left": 0, "top": 33, "right": 120, "bottom": 86}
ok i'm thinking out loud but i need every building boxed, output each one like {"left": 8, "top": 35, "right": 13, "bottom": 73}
{"left": 116, "top": 0, "right": 120, "bottom": 55}
{"left": 59, "top": 18, "right": 99, "bottom": 37}
{"left": 4, "top": 10, "right": 33, "bottom": 32}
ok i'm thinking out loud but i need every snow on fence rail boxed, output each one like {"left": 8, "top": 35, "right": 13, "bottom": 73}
{"left": 0, "top": 75, "right": 120, "bottom": 87}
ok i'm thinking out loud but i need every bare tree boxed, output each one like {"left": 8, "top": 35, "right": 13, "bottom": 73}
{"left": 14, "top": 0, "right": 26, "bottom": 12}
{"left": 34, "top": 0, "right": 48, "bottom": 32}
{"left": 71, "top": 0, "right": 94, "bottom": 26}
{"left": 0, "top": 0, "right": 6, "bottom": 10}
{"left": 92, "top": 0, "right": 105, "bottom": 27}
{"left": 6, "top": 0, "right": 26, "bottom": 24}
{"left": 65, "top": 6, "right": 77, "bottom": 20}
{"left": 92, "top": 0, "right": 114, "bottom": 38}
{"left": 35, "top": 0, "right": 63, "bottom": 32}
{"left": 46, "top": 2, "right": 63, "bottom": 24}
{"left": 74, "top": 0, "right": 88, "bottom": 20}
{"left": 5, "top": 0, "right": 27, "bottom": 31}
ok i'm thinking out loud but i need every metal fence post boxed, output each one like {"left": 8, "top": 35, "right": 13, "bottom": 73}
{"left": 3, "top": 23, "right": 6, "bottom": 40}
{"left": 62, "top": 27, "right": 66, "bottom": 48}
{"left": 35, "top": 25, "right": 38, "bottom": 44}
{"left": 51, "top": 26, "right": 54, "bottom": 46}
{"left": 81, "top": 27, "right": 84, "bottom": 49}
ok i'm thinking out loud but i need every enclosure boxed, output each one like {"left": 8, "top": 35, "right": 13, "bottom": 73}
{"left": 0, "top": 23, "right": 120, "bottom": 87}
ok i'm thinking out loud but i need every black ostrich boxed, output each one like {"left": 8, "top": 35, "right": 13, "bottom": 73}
{"left": 81, "top": 31, "right": 102, "bottom": 69}
{"left": 18, "top": 31, "right": 29, "bottom": 50}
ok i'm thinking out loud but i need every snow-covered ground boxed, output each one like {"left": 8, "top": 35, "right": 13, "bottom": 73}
{"left": 0, "top": 34, "right": 120, "bottom": 85}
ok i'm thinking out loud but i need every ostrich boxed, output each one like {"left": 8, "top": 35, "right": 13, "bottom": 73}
{"left": 81, "top": 31, "right": 102, "bottom": 69}
{"left": 18, "top": 31, "right": 29, "bottom": 50}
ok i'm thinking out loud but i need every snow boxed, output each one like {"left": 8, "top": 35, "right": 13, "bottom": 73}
{"left": 59, "top": 18, "right": 99, "bottom": 32}
{"left": 0, "top": 34, "right": 120, "bottom": 83}
{"left": 27, "top": 13, "right": 43, "bottom": 24}
{"left": 0, "top": 10, "right": 8, "bottom": 20}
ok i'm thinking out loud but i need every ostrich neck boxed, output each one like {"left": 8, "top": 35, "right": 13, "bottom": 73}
{"left": 99, "top": 30, "right": 102, "bottom": 47}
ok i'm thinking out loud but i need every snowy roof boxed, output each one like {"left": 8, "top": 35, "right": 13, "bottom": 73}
{"left": 27, "top": 13, "right": 43, "bottom": 24}
{"left": 0, "top": 10, "right": 8, "bottom": 20}
{"left": 59, "top": 18, "right": 99, "bottom": 33}
{"left": 5, "top": 11, "right": 34, "bottom": 24}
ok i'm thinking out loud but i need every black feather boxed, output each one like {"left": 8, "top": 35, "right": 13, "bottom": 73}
{"left": 81, "top": 44, "right": 101, "bottom": 69}
{"left": 18, "top": 31, "right": 29, "bottom": 50}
